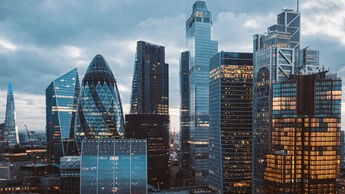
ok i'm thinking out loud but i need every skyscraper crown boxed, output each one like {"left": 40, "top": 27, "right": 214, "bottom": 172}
{"left": 83, "top": 54, "right": 115, "bottom": 85}
{"left": 7, "top": 81, "right": 13, "bottom": 95}
{"left": 193, "top": 1, "right": 207, "bottom": 11}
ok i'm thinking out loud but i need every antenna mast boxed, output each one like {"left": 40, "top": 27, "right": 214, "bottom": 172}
{"left": 297, "top": 0, "right": 300, "bottom": 12}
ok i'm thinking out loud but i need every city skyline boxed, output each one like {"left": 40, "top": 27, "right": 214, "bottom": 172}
{"left": 0, "top": 0, "right": 344, "bottom": 133}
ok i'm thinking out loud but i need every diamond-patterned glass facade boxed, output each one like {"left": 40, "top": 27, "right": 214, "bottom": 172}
{"left": 74, "top": 54, "right": 124, "bottom": 152}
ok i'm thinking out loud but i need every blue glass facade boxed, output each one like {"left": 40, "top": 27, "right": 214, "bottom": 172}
{"left": 46, "top": 68, "right": 80, "bottom": 163}
{"left": 209, "top": 52, "right": 253, "bottom": 193}
{"left": 80, "top": 139, "right": 147, "bottom": 194}
{"left": 184, "top": 1, "right": 218, "bottom": 185}
{"left": 4, "top": 82, "right": 18, "bottom": 146}
{"left": 74, "top": 55, "right": 125, "bottom": 152}
{"left": 252, "top": 9, "right": 301, "bottom": 194}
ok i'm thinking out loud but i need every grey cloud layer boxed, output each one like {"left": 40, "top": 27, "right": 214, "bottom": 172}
{"left": 0, "top": 0, "right": 343, "bottom": 131}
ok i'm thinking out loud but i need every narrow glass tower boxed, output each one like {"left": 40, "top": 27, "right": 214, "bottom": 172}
{"left": 4, "top": 81, "right": 18, "bottom": 146}
{"left": 182, "top": 1, "right": 218, "bottom": 185}
{"left": 130, "top": 41, "right": 169, "bottom": 115}
{"left": 126, "top": 41, "right": 170, "bottom": 189}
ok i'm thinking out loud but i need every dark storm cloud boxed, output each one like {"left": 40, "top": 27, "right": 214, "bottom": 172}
{"left": 0, "top": 0, "right": 344, "bottom": 131}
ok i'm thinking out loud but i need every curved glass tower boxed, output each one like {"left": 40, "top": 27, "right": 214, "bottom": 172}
{"left": 74, "top": 54, "right": 124, "bottom": 151}
{"left": 46, "top": 68, "right": 80, "bottom": 164}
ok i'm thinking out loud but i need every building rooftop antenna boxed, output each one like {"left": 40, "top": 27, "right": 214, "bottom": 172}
{"left": 297, "top": 0, "right": 300, "bottom": 12}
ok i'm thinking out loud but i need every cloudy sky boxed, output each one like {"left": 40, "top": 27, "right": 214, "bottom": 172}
{"left": 0, "top": 0, "right": 344, "bottom": 133}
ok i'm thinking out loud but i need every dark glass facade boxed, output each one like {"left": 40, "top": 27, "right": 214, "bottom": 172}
{"left": 127, "top": 41, "right": 170, "bottom": 190}
{"left": 4, "top": 81, "right": 18, "bottom": 146}
{"left": 209, "top": 51, "right": 253, "bottom": 193}
{"left": 184, "top": 1, "right": 218, "bottom": 185}
{"left": 74, "top": 55, "right": 125, "bottom": 152}
{"left": 0, "top": 123, "right": 4, "bottom": 148}
{"left": 130, "top": 41, "right": 169, "bottom": 115}
{"left": 179, "top": 51, "right": 190, "bottom": 170}
{"left": 80, "top": 139, "right": 147, "bottom": 194}
{"left": 263, "top": 72, "right": 341, "bottom": 193}
{"left": 46, "top": 68, "right": 80, "bottom": 163}
{"left": 125, "top": 114, "right": 170, "bottom": 190}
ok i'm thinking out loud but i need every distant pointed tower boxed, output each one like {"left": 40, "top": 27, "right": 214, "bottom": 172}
{"left": 4, "top": 82, "right": 19, "bottom": 146}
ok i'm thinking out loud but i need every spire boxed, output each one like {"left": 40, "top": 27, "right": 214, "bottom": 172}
{"left": 7, "top": 81, "right": 13, "bottom": 95}
{"left": 297, "top": 0, "right": 300, "bottom": 12}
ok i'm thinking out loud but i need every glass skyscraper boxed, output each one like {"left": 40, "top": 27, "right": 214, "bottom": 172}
{"left": 252, "top": 8, "right": 301, "bottom": 193}
{"left": 181, "top": 1, "right": 218, "bottom": 185}
{"left": 126, "top": 41, "right": 170, "bottom": 189}
{"left": 74, "top": 54, "right": 125, "bottom": 151}
{"left": 80, "top": 139, "right": 147, "bottom": 194}
{"left": 264, "top": 72, "right": 341, "bottom": 193}
{"left": 4, "top": 81, "right": 19, "bottom": 147}
{"left": 130, "top": 41, "right": 169, "bottom": 115}
{"left": 252, "top": 6, "right": 331, "bottom": 194}
{"left": 125, "top": 114, "right": 170, "bottom": 190}
{"left": 180, "top": 51, "right": 190, "bottom": 170}
{"left": 209, "top": 51, "right": 253, "bottom": 193}
{"left": 46, "top": 68, "right": 80, "bottom": 163}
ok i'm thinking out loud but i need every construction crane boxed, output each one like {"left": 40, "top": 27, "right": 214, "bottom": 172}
{"left": 24, "top": 123, "right": 37, "bottom": 176}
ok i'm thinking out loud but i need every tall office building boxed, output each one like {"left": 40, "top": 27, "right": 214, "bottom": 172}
{"left": 80, "top": 139, "right": 147, "bottom": 194}
{"left": 46, "top": 68, "right": 80, "bottom": 164}
{"left": 74, "top": 54, "right": 125, "bottom": 151}
{"left": 126, "top": 41, "right": 170, "bottom": 189}
{"left": 4, "top": 82, "right": 19, "bottom": 147}
{"left": 252, "top": 8, "right": 301, "bottom": 193}
{"left": 0, "top": 123, "right": 4, "bottom": 148}
{"left": 130, "top": 41, "right": 169, "bottom": 115}
{"left": 181, "top": 1, "right": 218, "bottom": 185}
{"left": 209, "top": 51, "right": 253, "bottom": 193}
{"left": 125, "top": 114, "right": 170, "bottom": 190}
{"left": 264, "top": 72, "right": 341, "bottom": 193}
{"left": 180, "top": 51, "right": 190, "bottom": 170}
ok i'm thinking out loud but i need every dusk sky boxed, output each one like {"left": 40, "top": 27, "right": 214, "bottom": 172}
{"left": 0, "top": 0, "right": 344, "bottom": 133}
